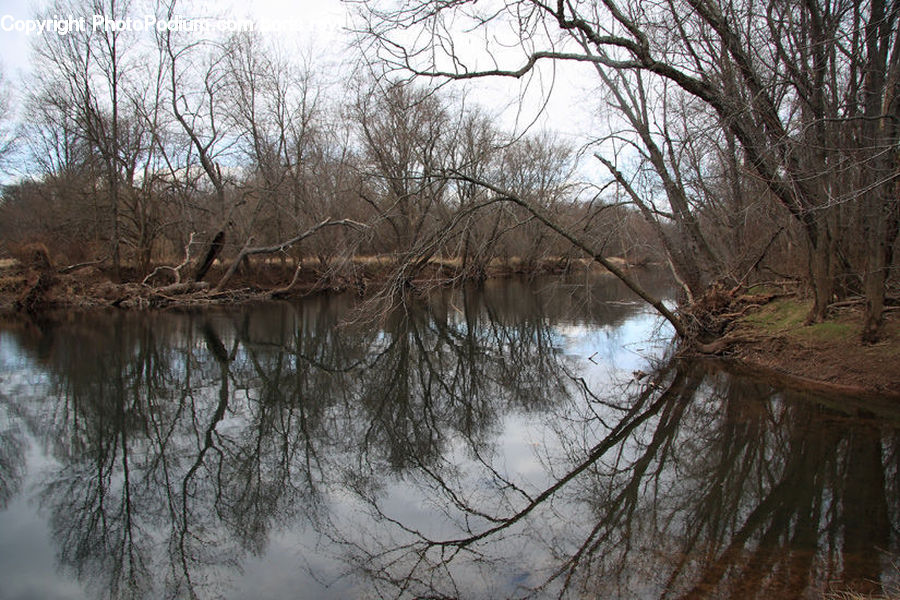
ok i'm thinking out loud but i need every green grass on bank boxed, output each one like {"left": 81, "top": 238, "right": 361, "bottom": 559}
{"left": 742, "top": 296, "right": 899, "bottom": 349}
{"left": 743, "top": 298, "right": 808, "bottom": 331}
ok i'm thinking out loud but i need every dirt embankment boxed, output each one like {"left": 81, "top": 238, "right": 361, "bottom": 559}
{"left": 0, "top": 253, "right": 623, "bottom": 312}
{"left": 704, "top": 294, "right": 900, "bottom": 399}
{"left": 0, "top": 258, "right": 359, "bottom": 311}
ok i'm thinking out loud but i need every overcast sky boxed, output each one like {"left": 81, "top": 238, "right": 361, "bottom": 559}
{"left": 0, "top": 0, "right": 599, "bottom": 178}
{"left": 0, "top": 0, "right": 32, "bottom": 73}
{"left": 0, "top": 0, "right": 348, "bottom": 74}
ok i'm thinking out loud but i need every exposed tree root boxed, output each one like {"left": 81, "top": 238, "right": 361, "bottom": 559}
{"left": 693, "top": 332, "right": 767, "bottom": 355}
{"left": 680, "top": 283, "right": 780, "bottom": 354}
{"left": 15, "top": 270, "right": 56, "bottom": 313}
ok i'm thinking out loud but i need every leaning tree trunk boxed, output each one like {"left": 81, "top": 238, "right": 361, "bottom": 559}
{"left": 193, "top": 231, "right": 225, "bottom": 283}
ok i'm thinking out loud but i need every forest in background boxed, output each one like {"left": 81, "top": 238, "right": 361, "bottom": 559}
{"left": 0, "top": 0, "right": 897, "bottom": 345}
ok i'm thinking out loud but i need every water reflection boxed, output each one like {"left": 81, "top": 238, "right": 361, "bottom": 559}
{"left": 0, "top": 275, "right": 896, "bottom": 599}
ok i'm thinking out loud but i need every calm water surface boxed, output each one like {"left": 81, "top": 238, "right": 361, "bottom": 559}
{"left": 0, "top": 275, "right": 897, "bottom": 599}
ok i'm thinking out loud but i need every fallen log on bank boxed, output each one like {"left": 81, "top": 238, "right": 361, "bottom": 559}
{"left": 142, "top": 233, "right": 196, "bottom": 286}
{"left": 214, "top": 219, "right": 367, "bottom": 292}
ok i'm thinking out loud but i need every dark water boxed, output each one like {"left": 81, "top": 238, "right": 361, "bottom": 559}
{"left": 0, "top": 275, "right": 896, "bottom": 599}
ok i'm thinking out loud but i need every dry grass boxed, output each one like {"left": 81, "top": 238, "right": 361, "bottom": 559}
{"left": 827, "top": 592, "right": 898, "bottom": 600}
{"left": 239, "top": 254, "right": 623, "bottom": 273}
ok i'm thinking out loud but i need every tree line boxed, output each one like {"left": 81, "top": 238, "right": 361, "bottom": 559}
{"left": 0, "top": 0, "right": 645, "bottom": 286}
{"left": 0, "top": 0, "right": 897, "bottom": 342}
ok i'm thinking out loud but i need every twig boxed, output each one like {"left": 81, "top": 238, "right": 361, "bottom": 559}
{"left": 142, "top": 232, "right": 196, "bottom": 285}
{"left": 58, "top": 256, "right": 107, "bottom": 274}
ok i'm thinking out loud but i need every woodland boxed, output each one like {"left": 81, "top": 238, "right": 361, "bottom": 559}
{"left": 0, "top": 0, "right": 897, "bottom": 352}
{"left": 0, "top": 2, "right": 899, "bottom": 596}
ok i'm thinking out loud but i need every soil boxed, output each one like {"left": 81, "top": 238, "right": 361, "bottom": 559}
{"left": 722, "top": 298, "right": 900, "bottom": 399}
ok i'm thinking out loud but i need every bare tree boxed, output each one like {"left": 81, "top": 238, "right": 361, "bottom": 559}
{"left": 441, "top": 108, "right": 503, "bottom": 280}
{"left": 493, "top": 131, "right": 580, "bottom": 273}
{"left": 357, "top": 0, "right": 900, "bottom": 340}
{"left": 225, "top": 34, "right": 331, "bottom": 260}
{"left": 161, "top": 0, "right": 240, "bottom": 283}
{"left": 0, "top": 65, "right": 17, "bottom": 174}
{"left": 25, "top": 0, "right": 155, "bottom": 274}
{"left": 352, "top": 80, "right": 451, "bottom": 262}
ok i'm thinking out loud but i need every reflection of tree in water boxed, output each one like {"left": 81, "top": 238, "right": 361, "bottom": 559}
{"left": 0, "top": 283, "right": 582, "bottom": 599}
{"left": 565, "top": 368, "right": 898, "bottom": 599}
{"left": 349, "top": 288, "right": 568, "bottom": 476}
{"left": 0, "top": 278, "right": 894, "bottom": 599}
{"left": 343, "top": 359, "right": 899, "bottom": 599}
{"left": 0, "top": 405, "right": 25, "bottom": 510}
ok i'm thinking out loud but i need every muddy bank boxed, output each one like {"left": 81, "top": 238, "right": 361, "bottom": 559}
{"left": 714, "top": 297, "right": 900, "bottom": 399}
{"left": 0, "top": 254, "right": 624, "bottom": 312}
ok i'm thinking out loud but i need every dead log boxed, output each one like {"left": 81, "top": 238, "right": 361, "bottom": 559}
{"left": 153, "top": 281, "right": 210, "bottom": 295}
{"left": 215, "top": 219, "right": 367, "bottom": 292}
{"left": 142, "top": 233, "right": 196, "bottom": 286}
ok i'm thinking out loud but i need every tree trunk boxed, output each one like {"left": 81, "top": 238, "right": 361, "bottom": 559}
{"left": 861, "top": 192, "right": 900, "bottom": 342}
{"left": 806, "top": 221, "right": 833, "bottom": 323}
{"left": 193, "top": 231, "right": 225, "bottom": 283}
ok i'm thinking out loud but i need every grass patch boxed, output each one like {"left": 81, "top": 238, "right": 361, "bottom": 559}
{"left": 734, "top": 296, "right": 900, "bottom": 395}
{"left": 796, "top": 320, "right": 856, "bottom": 342}
{"left": 743, "top": 296, "right": 900, "bottom": 349}
{"left": 746, "top": 283, "right": 784, "bottom": 295}
{"left": 742, "top": 297, "right": 861, "bottom": 342}
{"left": 743, "top": 298, "right": 809, "bottom": 332}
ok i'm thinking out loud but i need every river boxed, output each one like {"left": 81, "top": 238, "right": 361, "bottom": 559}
{"left": 0, "top": 273, "right": 896, "bottom": 599}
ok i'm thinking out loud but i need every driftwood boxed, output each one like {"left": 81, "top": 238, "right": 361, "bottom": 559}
{"left": 142, "top": 233, "right": 196, "bottom": 285}
{"left": 153, "top": 281, "right": 210, "bottom": 295}
{"left": 214, "top": 218, "right": 367, "bottom": 292}
{"left": 269, "top": 263, "right": 305, "bottom": 298}
{"left": 58, "top": 256, "right": 106, "bottom": 274}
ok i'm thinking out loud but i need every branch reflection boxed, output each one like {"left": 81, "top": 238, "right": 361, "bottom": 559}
{"left": 0, "top": 275, "right": 894, "bottom": 599}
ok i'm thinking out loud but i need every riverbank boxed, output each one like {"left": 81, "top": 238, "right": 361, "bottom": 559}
{"left": 0, "top": 253, "right": 623, "bottom": 311}
{"left": 2, "top": 256, "right": 898, "bottom": 398}
{"left": 721, "top": 296, "right": 900, "bottom": 399}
